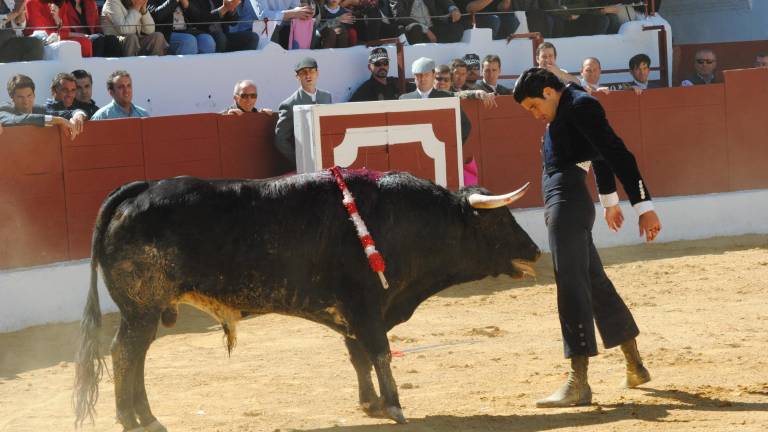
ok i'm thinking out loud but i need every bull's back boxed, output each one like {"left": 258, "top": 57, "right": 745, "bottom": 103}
{"left": 101, "top": 176, "right": 372, "bottom": 311}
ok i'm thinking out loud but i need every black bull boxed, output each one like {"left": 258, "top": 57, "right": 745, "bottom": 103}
{"left": 74, "top": 170, "right": 540, "bottom": 431}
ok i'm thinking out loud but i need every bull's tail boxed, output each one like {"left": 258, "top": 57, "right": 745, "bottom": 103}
{"left": 74, "top": 181, "right": 149, "bottom": 427}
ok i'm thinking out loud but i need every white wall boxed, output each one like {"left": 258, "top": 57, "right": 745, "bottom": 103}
{"left": 0, "top": 16, "right": 671, "bottom": 117}
{"left": 2, "top": 188, "right": 766, "bottom": 333}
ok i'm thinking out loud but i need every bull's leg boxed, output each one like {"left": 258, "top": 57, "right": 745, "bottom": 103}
{"left": 132, "top": 322, "right": 168, "bottom": 432}
{"left": 344, "top": 337, "right": 385, "bottom": 416}
{"left": 111, "top": 313, "right": 160, "bottom": 431}
{"left": 353, "top": 321, "right": 406, "bottom": 424}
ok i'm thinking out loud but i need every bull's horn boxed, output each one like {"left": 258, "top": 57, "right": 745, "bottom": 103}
{"left": 468, "top": 182, "right": 530, "bottom": 209}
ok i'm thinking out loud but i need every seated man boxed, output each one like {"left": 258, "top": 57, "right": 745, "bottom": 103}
{"left": 222, "top": 80, "right": 272, "bottom": 114}
{"left": 476, "top": 54, "right": 511, "bottom": 95}
{"left": 457, "top": 0, "right": 519, "bottom": 40}
{"left": 1, "top": 74, "right": 85, "bottom": 139}
{"left": 251, "top": 0, "right": 314, "bottom": 49}
{"left": 91, "top": 70, "right": 151, "bottom": 120}
{"left": 0, "top": 0, "right": 45, "bottom": 62}
{"left": 46, "top": 73, "right": 96, "bottom": 118}
{"left": 391, "top": 0, "right": 464, "bottom": 44}
{"left": 349, "top": 48, "right": 414, "bottom": 102}
{"left": 185, "top": 0, "right": 259, "bottom": 52}
{"left": 72, "top": 69, "right": 101, "bottom": 118}
{"left": 681, "top": 49, "right": 719, "bottom": 86}
{"left": 274, "top": 57, "right": 332, "bottom": 170}
{"left": 101, "top": 0, "right": 167, "bottom": 56}
{"left": 610, "top": 53, "right": 662, "bottom": 94}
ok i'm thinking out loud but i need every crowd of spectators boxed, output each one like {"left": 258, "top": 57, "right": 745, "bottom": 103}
{"left": 1, "top": 0, "right": 665, "bottom": 60}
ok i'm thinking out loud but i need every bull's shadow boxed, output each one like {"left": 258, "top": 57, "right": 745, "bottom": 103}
{"left": 297, "top": 387, "right": 768, "bottom": 432}
{"left": 0, "top": 305, "right": 221, "bottom": 379}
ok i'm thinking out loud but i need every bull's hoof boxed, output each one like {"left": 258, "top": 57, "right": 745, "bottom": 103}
{"left": 623, "top": 365, "right": 651, "bottom": 388}
{"left": 361, "top": 400, "right": 407, "bottom": 423}
{"left": 386, "top": 406, "right": 407, "bottom": 424}
{"left": 361, "top": 399, "right": 388, "bottom": 418}
{"left": 125, "top": 427, "right": 145, "bottom": 432}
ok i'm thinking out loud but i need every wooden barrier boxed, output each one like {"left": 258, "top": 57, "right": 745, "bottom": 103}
{"left": 1, "top": 68, "right": 768, "bottom": 270}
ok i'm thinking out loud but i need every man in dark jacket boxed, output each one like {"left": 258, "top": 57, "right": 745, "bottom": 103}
{"left": 390, "top": 0, "right": 464, "bottom": 43}
{"left": 349, "top": 48, "right": 414, "bottom": 102}
{"left": 476, "top": 54, "right": 512, "bottom": 95}
{"left": 512, "top": 67, "right": 660, "bottom": 408}
{"left": 46, "top": 73, "right": 97, "bottom": 119}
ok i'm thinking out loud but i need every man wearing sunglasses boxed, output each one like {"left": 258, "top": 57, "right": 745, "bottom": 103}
{"left": 222, "top": 80, "right": 272, "bottom": 115}
{"left": 681, "top": 49, "right": 719, "bottom": 87}
{"left": 349, "top": 47, "right": 414, "bottom": 102}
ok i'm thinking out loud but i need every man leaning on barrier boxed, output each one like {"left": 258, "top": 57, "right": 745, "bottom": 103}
{"left": 0, "top": 74, "right": 86, "bottom": 140}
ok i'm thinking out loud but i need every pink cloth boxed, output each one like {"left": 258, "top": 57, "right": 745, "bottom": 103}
{"left": 288, "top": 18, "right": 314, "bottom": 49}
{"left": 463, "top": 157, "right": 479, "bottom": 186}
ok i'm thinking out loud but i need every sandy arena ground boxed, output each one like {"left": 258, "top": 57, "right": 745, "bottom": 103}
{"left": 1, "top": 234, "right": 767, "bottom": 432}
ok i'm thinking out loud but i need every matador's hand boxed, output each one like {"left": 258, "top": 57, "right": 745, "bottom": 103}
{"left": 639, "top": 210, "right": 661, "bottom": 242}
{"left": 604, "top": 205, "right": 624, "bottom": 232}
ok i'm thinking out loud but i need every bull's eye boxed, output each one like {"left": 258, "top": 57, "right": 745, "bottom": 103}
{"left": 473, "top": 210, "right": 479, "bottom": 216}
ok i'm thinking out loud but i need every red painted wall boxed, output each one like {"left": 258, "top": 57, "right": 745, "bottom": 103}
{"left": 1, "top": 68, "right": 767, "bottom": 270}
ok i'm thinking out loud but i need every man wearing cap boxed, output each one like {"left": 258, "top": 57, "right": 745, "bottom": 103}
{"left": 463, "top": 53, "right": 482, "bottom": 87}
{"left": 399, "top": 57, "right": 474, "bottom": 143}
{"left": 349, "top": 48, "right": 413, "bottom": 102}
{"left": 274, "top": 57, "right": 332, "bottom": 169}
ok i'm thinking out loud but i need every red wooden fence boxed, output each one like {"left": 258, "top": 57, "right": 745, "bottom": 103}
{"left": 1, "top": 68, "right": 767, "bottom": 270}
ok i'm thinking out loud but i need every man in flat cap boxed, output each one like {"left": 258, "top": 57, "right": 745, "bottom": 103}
{"left": 399, "top": 57, "right": 472, "bottom": 143}
{"left": 349, "top": 47, "right": 414, "bottom": 102}
{"left": 274, "top": 57, "right": 333, "bottom": 170}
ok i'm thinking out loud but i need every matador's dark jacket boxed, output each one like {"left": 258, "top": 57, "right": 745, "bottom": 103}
{"left": 544, "top": 83, "right": 651, "bottom": 208}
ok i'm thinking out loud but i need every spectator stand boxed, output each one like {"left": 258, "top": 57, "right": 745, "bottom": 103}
{"left": 0, "top": 9, "right": 672, "bottom": 117}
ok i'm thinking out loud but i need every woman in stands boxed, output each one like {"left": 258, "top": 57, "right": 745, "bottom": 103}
{"left": 24, "top": 0, "right": 122, "bottom": 57}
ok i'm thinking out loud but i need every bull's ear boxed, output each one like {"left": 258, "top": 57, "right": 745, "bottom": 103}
{"left": 468, "top": 182, "right": 530, "bottom": 209}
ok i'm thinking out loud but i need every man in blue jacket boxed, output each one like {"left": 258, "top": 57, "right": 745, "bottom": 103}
{"left": 512, "top": 68, "right": 661, "bottom": 407}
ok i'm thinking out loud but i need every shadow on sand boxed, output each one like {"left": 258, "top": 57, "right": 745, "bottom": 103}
{"left": 297, "top": 387, "right": 768, "bottom": 432}
{"left": 0, "top": 305, "right": 221, "bottom": 379}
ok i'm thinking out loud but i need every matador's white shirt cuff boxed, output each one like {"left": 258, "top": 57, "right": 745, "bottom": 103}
{"left": 598, "top": 192, "right": 655, "bottom": 216}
